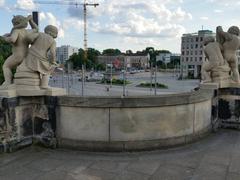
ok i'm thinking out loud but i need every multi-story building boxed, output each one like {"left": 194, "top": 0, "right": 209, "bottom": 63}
{"left": 125, "top": 52, "right": 150, "bottom": 69}
{"left": 56, "top": 45, "right": 79, "bottom": 64}
{"left": 97, "top": 55, "right": 125, "bottom": 68}
{"left": 237, "top": 50, "right": 240, "bottom": 62}
{"left": 97, "top": 52, "right": 150, "bottom": 69}
{"left": 156, "top": 52, "right": 171, "bottom": 64}
{"left": 180, "top": 30, "right": 215, "bottom": 78}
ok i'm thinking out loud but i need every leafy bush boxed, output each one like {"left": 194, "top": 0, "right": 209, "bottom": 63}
{"left": 101, "top": 78, "right": 130, "bottom": 85}
{"left": 137, "top": 82, "right": 168, "bottom": 89}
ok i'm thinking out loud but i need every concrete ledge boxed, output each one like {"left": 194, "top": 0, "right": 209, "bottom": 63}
{"left": 57, "top": 88, "right": 213, "bottom": 108}
{"left": 57, "top": 126, "right": 211, "bottom": 152}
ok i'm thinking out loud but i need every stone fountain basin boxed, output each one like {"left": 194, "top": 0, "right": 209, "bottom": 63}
{"left": 56, "top": 89, "right": 213, "bottom": 151}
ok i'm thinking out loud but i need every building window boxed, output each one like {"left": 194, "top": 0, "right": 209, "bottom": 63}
{"left": 195, "top": 44, "right": 198, "bottom": 48}
{"left": 188, "top": 65, "right": 194, "bottom": 69}
{"left": 186, "top": 57, "right": 189, "bottom": 61}
{"left": 195, "top": 57, "right": 198, "bottom": 61}
{"left": 195, "top": 51, "right": 198, "bottom": 55}
{"left": 200, "top": 37, "right": 203, "bottom": 41}
{"left": 190, "top": 51, "right": 193, "bottom": 55}
{"left": 187, "top": 45, "right": 189, "bottom": 49}
{"left": 199, "top": 57, "right": 202, "bottom": 61}
{"left": 191, "top": 44, "right": 193, "bottom": 49}
{"left": 200, "top": 51, "right": 202, "bottom": 55}
{"left": 190, "top": 57, "right": 193, "bottom": 61}
{"left": 182, "top": 51, "right": 185, "bottom": 55}
{"left": 186, "top": 51, "right": 189, "bottom": 55}
{"left": 196, "top": 37, "right": 199, "bottom": 41}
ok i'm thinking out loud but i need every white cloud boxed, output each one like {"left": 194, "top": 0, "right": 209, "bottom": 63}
{"left": 200, "top": 16, "right": 209, "bottom": 20}
{"left": 39, "top": 12, "right": 46, "bottom": 21}
{"left": 123, "top": 37, "right": 161, "bottom": 48}
{"left": 15, "top": 0, "right": 36, "bottom": 11}
{"left": 0, "top": 0, "right": 4, "bottom": 7}
{"left": 214, "top": 9, "right": 223, "bottom": 13}
{"left": 83, "top": 0, "right": 191, "bottom": 39}
{"left": 208, "top": 0, "right": 240, "bottom": 6}
{"left": 40, "top": 12, "right": 65, "bottom": 38}
{"left": 62, "top": 18, "right": 84, "bottom": 31}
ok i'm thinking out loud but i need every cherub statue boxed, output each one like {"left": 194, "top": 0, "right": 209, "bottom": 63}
{"left": 21, "top": 25, "right": 58, "bottom": 89}
{"left": 217, "top": 26, "right": 240, "bottom": 83}
{"left": 1, "top": 15, "right": 38, "bottom": 86}
{"left": 201, "top": 36, "right": 225, "bottom": 82}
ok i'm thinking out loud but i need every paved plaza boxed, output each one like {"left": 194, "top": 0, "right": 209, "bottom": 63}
{"left": 0, "top": 129, "right": 240, "bottom": 180}
{"left": 50, "top": 72, "right": 199, "bottom": 96}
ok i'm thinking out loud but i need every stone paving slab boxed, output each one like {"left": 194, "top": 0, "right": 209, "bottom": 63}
{"left": 0, "top": 129, "right": 240, "bottom": 180}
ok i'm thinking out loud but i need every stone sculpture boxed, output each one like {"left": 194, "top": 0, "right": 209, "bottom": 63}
{"left": 0, "top": 14, "right": 66, "bottom": 97}
{"left": 217, "top": 26, "right": 240, "bottom": 83}
{"left": 16, "top": 25, "right": 58, "bottom": 89}
{"left": 202, "top": 26, "right": 240, "bottom": 86}
{"left": 201, "top": 36, "right": 226, "bottom": 82}
{"left": 1, "top": 15, "right": 38, "bottom": 86}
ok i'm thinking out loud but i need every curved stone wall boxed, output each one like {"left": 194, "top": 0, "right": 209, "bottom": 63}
{"left": 56, "top": 89, "right": 214, "bottom": 151}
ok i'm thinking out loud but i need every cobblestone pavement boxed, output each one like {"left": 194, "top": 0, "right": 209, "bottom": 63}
{"left": 0, "top": 130, "right": 240, "bottom": 180}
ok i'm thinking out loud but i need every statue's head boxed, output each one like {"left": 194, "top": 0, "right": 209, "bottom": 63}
{"left": 12, "top": 15, "right": 28, "bottom": 29}
{"left": 203, "top": 36, "right": 215, "bottom": 46}
{"left": 44, "top": 25, "right": 58, "bottom": 38}
{"left": 228, "top": 26, "right": 240, "bottom": 36}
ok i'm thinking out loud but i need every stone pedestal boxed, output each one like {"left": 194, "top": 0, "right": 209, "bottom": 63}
{"left": 0, "top": 63, "right": 66, "bottom": 97}
{"left": 0, "top": 85, "right": 66, "bottom": 98}
{"left": 0, "top": 96, "right": 58, "bottom": 152}
{"left": 218, "top": 87, "right": 240, "bottom": 129}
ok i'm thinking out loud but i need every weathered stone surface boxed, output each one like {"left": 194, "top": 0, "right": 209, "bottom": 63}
{"left": 57, "top": 88, "right": 214, "bottom": 108}
{"left": 110, "top": 105, "right": 194, "bottom": 141}
{"left": 57, "top": 107, "right": 109, "bottom": 141}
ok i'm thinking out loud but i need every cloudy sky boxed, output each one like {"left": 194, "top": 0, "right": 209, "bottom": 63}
{"left": 0, "top": 0, "right": 240, "bottom": 53}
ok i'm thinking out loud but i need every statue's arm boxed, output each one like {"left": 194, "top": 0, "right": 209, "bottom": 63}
{"left": 2, "top": 30, "right": 18, "bottom": 43}
{"left": 27, "top": 15, "right": 39, "bottom": 32}
{"left": 49, "top": 41, "right": 57, "bottom": 64}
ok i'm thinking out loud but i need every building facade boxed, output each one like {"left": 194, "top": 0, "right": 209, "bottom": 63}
{"left": 56, "top": 45, "right": 79, "bottom": 64}
{"left": 156, "top": 53, "right": 171, "bottom": 64}
{"left": 180, "top": 30, "right": 215, "bottom": 78}
{"left": 97, "top": 53, "right": 150, "bottom": 69}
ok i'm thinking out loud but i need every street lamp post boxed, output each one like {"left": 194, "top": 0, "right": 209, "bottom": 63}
{"left": 150, "top": 62, "right": 153, "bottom": 92}
{"left": 110, "top": 63, "right": 113, "bottom": 88}
{"left": 154, "top": 63, "right": 157, "bottom": 95}
{"left": 123, "top": 58, "right": 126, "bottom": 97}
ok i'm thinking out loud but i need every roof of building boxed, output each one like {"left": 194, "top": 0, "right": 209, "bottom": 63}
{"left": 182, "top": 30, "right": 215, "bottom": 37}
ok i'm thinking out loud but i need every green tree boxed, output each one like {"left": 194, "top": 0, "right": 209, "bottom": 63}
{"left": 87, "top": 48, "right": 101, "bottom": 70}
{"left": 102, "top": 49, "right": 121, "bottom": 56}
{"left": 144, "top": 47, "right": 156, "bottom": 66}
{"left": 0, "top": 37, "right": 12, "bottom": 59}
{"left": 0, "top": 37, "right": 12, "bottom": 83}
{"left": 68, "top": 48, "right": 102, "bottom": 70}
{"left": 0, "top": 55, "right": 4, "bottom": 83}
{"left": 68, "top": 50, "right": 84, "bottom": 70}
{"left": 167, "top": 56, "right": 180, "bottom": 69}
